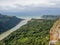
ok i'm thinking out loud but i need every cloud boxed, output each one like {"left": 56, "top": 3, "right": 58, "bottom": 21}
{"left": 0, "top": 0, "right": 60, "bottom": 10}
{"left": 0, "top": 0, "right": 60, "bottom": 15}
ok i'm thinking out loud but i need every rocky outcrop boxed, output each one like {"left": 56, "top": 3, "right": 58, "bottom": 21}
{"left": 49, "top": 19, "right": 60, "bottom": 45}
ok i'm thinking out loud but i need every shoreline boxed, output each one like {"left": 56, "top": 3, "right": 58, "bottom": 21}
{"left": 0, "top": 17, "right": 43, "bottom": 41}
{"left": 0, "top": 18, "right": 31, "bottom": 41}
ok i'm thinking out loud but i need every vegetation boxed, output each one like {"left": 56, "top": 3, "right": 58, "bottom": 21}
{"left": 0, "top": 19, "right": 56, "bottom": 45}
{"left": 0, "top": 14, "right": 22, "bottom": 34}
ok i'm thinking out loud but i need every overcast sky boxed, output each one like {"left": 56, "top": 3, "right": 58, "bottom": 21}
{"left": 0, "top": 0, "right": 60, "bottom": 16}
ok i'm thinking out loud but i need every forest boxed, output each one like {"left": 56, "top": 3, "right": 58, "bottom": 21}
{"left": 0, "top": 19, "right": 56, "bottom": 45}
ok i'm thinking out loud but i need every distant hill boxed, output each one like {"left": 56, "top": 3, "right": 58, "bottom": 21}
{"left": 42, "top": 15, "right": 60, "bottom": 20}
{"left": 0, "top": 13, "right": 23, "bottom": 34}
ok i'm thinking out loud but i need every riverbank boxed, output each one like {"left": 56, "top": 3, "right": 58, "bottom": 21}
{"left": 0, "top": 18, "right": 31, "bottom": 41}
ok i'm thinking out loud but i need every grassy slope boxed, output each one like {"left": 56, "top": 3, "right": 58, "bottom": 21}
{"left": 0, "top": 19, "right": 56, "bottom": 45}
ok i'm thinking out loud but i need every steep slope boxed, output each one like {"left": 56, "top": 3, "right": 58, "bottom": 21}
{"left": 49, "top": 19, "right": 60, "bottom": 45}
{"left": 0, "top": 13, "right": 22, "bottom": 34}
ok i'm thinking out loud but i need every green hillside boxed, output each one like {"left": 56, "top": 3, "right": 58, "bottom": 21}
{"left": 0, "top": 19, "right": 56, "bottom": 45}
{"left": 0, "top": 13, "right": 22, "bottom": 34}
